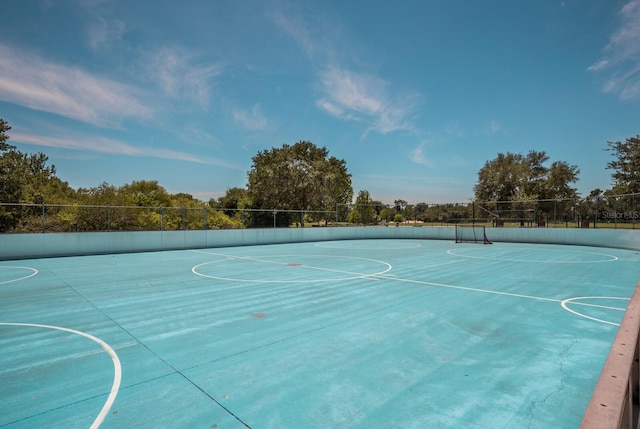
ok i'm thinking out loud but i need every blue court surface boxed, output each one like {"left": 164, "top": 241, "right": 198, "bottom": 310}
{"left": 1, "top": 239, "right": 639, "bottom": 428}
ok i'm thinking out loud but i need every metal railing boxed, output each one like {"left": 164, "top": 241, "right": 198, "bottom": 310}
{"left": 580, "top": 281, "right": 640, "bottom": 429}
{"left": 1, "top": 193, "right": 639, "bottom": 233}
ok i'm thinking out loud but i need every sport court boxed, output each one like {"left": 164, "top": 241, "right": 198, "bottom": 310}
{"left": 1, "top": 239, "right": 638, "bottom": 428}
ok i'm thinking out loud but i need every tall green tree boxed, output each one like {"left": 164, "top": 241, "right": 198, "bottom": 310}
{"left": 0, "top": 119, "right": 14, "bottom": 152}
{"left": 474, "top": 150, "right": 579, "bottom": 203}
{"left": 213, "top": 187, "right": 250, "bottom": 217}
{"left": 606, "top": 135, "right": 640, "bottom": 194}
{"left": 247, "top": 141, "right": 352, "bottom": 227}
{"left": 0, "top": 119, "right": 67, "bottom": 231}
{"left": 349, "top": 189, "right": 377, "bottom": 225}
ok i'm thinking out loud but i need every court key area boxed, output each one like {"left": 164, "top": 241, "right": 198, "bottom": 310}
{"left": 1, "top": 239, "right": 639, "bottom": 428}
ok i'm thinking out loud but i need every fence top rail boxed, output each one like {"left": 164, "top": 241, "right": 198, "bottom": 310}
{"left": 580, "top": 280, "right": 640, "bottom": 429}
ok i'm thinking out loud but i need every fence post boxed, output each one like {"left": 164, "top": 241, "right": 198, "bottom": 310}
{"left": 273, "top": 210, "right": 277, "bottom": 228}
{"left": 160, "top": 207, "right": 164, "bottom": 231}
{"left": 107, "top": 205, "right": 111, "bottom": 232}
{"left": 182, "top": 207, "right": 186, "bottom": 230}
{"left": 203, "top": 208, "right": 208, "bottom": 230}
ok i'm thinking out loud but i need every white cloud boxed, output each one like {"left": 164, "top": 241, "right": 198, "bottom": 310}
{"left": 11, "top": 131, "right": 242, "bottom": 169}
{"left": 587, "top": 59, "right": 609, "bottom": 71}
{"left": 0, "top": 44, "right": 152, "bottom": 127}
{"left": 87, "top": 17, "right": 127, "bottom": 51}
{"left": 271, "top": 9, "right": 417, "bottom": 136}
{"left": 589, "top": 0, "right": 640, "bottom": 100}
{"left": 411, "top": 142, "right": 432, "bottom": 166}
{"left": 146, "top": 46, "right": 223, "bottom": 108}
{"left": 269, "top": 11, "right": 318, "bottom": 58}
{"left": 232, "top": 104, "right": 269, "bottom": 131}
{"left": 487, "top": 120, "right": 502, "bottom": 135}
{"left": 318, "top": 66, "right": 415, "bottom": 135}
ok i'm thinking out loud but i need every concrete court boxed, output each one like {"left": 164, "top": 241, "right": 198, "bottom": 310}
{"left": 1, "top": 239, "right": 639, "bottom": 428}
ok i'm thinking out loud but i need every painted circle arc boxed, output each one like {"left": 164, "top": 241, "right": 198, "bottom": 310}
{"left": 447, "top": 247, "right": 617, "bottom": 263}
{"left": 193, "top": 254, "right": 392, "bottom": 283}
{"left": 0, "top": 266, "right": 38, "bottom": 285}
{"left": 0, "top": 322, "right": 121, "bottom": 429}
{"left": 561, "top": 296, "right": 629, "bottom": 326}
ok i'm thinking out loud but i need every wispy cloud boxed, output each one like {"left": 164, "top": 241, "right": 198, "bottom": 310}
{"left": 487, "top": 120, "right": 502, "bottom": 135}
{"left": 232, "top": 104, "right": 269, "bottom": 131}
{"left": 411, "top": 141, "right": 433, "bottom": 166}
{"left": 317, "top": 66, "right": 416, "bottom": 135}
{"left": 588, "top": 0, "right": 640, "bottom": 100}
{"left": 146, "top": 46, "right": 223, "bottom": 108}
{"left": 86, "top": 17, "right": 127, "bottom": 51}
{"left": 269, "top": 10, "right": 318, "bottom": 58}
{"left": 0, "top": 44, "right": 152, "bottom": 127}
{"left": 271, "top": 10, "right": 417, "bottom": 136}
{"left": 11, "top": 130, "right": 242, "bottom": 169}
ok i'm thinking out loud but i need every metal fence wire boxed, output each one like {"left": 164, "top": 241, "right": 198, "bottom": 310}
{"left": 0, "top": 193, "right": 638, "bottom": 233}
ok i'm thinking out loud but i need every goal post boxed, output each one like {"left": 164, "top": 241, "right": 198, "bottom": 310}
{"left": 455, "top": 224, "right": 492, "bottom": 244}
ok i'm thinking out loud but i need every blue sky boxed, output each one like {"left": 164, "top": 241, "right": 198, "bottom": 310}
{"left": 1, "top": 0, "right": 639, "bottom": 204}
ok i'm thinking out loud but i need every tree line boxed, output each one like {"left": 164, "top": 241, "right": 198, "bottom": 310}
{"left": 1, "top": 117, "right": 639, "bottom": 232}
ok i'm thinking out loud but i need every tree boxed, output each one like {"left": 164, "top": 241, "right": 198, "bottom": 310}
{"left": 350, "top": 190, "right": 377, "bottom": 225}
{"left": 606, "top": 136, "right": 640, "bottom": 194}
{"left": 214, "top": 187, "right": 250, "bottom": 216}
{"left": 247, "top": 141, "right": 352, "bottom": 227}
{"left": 0, "top": 120, "right": 64, "bottom": 231}
{"left": 475, "top": 150, "right": 579, "bottom": 202}
{"left": 0, "top": 119, "right": 14, "bottom": 152}
{"left": 474, "top": 150, "right": 579, "bottom": 222}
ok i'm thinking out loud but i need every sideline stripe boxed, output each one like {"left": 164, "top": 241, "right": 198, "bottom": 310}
{"left": 191, "top": 249, "right": 629, "bottom": 325}
{"left": 373, "top": 274, "right": 629, "bottom": 325}
{"left": 0, "top": 322, "right": 121, "bottom": 429}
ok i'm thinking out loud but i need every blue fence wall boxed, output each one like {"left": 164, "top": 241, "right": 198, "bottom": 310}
{"left": 1, "top": 226, "right": 639, "bottom": 260}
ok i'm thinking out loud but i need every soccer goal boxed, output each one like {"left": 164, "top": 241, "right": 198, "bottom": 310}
{"left": 455, "top": 224, "right": 492, "bottom": 244}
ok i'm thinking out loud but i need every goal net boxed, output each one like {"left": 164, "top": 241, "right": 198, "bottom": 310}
{"left": 455, "top": 224, "right": 492, "bottom": 244}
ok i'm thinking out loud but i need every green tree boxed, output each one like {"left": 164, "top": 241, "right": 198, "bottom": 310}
{"left": 0, "top": 120, "right": 66, "bottom": 231}
{"left": 474, "top": 150, "right": 579, "bottom": 221}
{"left": 475, "top": 151, "right": 539, "bottom": 202}
{"left": 214, "top": 187, "right": 250, "bottom": 216}
{"left": 606, "top": 135, "right": 640, "bottom": 194}
{"left": 247, "top": 141, "right": 352, "bottom": 227}
{"left": 350, "top": 189, "right": 377, "bottom": 225}
{"left": 0, "top": 119, "right": 14, "bottom": 152}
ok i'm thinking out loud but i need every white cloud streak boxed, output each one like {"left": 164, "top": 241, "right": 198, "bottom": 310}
{"left": 0, "top": 44, "right": 152, "bottom": 127}
{"left": 87, "top": 17, "right": 127, "bottom": 51}
{"left": 411, "top": 141, "right": 433, "bottom": 166}
{"left": 588, "top": 0, "right": 640, "bottom": 100}
{"left": 146, "top": 47, "right": 223, "bottom": 108}
{"left": 487, "top": 120, "right": 502, "bottom": 135}
{"left": 271, "top": 11, "right": 417, "bottom": 136}
{"left": 232, "top": 104, "right": 269, "bottom": 131}
{"left": 269, "top": 10, "right": 318, "bottom": 58}
{"left": 11, "top": 131, "right": 242, "bottom": 170}
{"left": 317, "top": 66, "right": 415, "bottom": 135}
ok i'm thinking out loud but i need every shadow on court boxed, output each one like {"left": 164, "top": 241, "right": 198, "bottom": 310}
{"left": 1, "top": 240, "right": 638, "bottom": 428}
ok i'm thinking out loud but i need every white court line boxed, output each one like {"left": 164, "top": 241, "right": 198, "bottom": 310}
{"left": 192, "top": 254, "right": 392, "bottom": 283}
{"left": 0, "top": 266, "right": 38, "bottom": 285}
{"left": 0, "top": 322, "right": 121, "bottom": 429}
{"left": 190, "top": 249, "right": 627, "bottom": 325}
{"left": 446, "top": 248, "right": 618, "bottom": 263}
{"left": 373, "top": 274, "right": 629, "bottom": 326}
{"left": 561, "top": 297, "right": 630, "bottom": 326}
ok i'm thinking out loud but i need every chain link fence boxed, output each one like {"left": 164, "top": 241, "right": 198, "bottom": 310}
{"left": 1, "top": 193, "right": 638, "bottom": 233}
